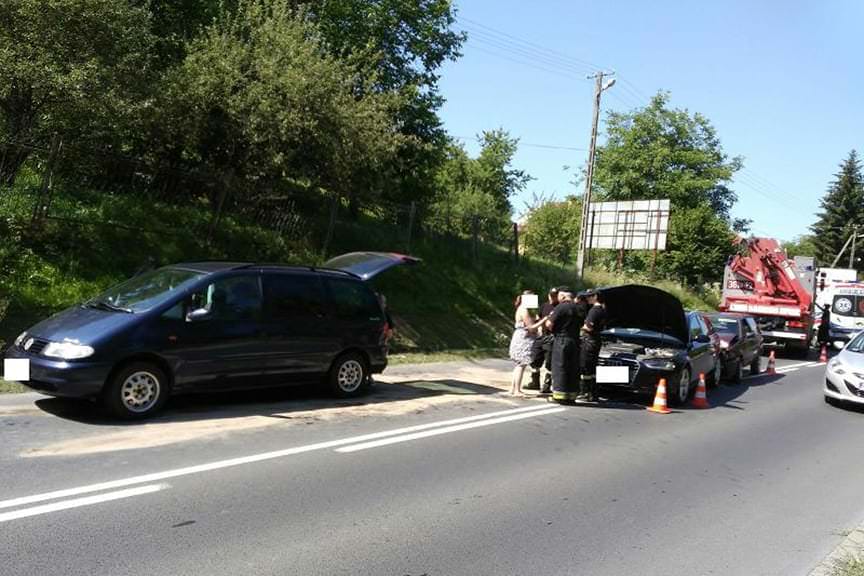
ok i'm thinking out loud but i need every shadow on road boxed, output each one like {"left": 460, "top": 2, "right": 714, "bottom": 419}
{"left": 33, "top": 378, "right": 505, "bottom": 427}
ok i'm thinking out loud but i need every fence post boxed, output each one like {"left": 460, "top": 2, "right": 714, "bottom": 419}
{"left": 206, "top": 169, "right": 234, "bottom": 246}
{"left": 512, "top": 221, "right": 519, "bottom": 265}
{"left": 31, "top": 134, "right": 62, "bottom": 225}
{"left": 472, "top": 215, "right": 479, "bottom": 266}
{"left": 321, "top": 194, "right": 339, "bottom": 257}
{"left": 406, "top": 201, "right": 417, "bottom": 253}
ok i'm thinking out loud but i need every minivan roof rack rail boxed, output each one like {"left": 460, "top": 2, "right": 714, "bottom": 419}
{"left": 232, "top": 263, "right": 360, "bottom": 279}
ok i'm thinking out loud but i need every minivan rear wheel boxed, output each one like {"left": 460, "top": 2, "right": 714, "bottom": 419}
{"left": 103, "top": 362, "right": 169, "bottom": 419}
{"left": 328, "top": 353, "right": 369, "bottom": 397}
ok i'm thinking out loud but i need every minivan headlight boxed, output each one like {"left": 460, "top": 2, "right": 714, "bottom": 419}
{"left": 43, "top": 341, "right": 94, "bottom": 360}
{"left": 14, "top": 332, "right": 27, "bottom": 348}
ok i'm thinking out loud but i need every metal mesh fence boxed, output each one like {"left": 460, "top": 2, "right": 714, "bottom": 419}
{"left": 0, "top": 138, "right": 521, "bottom": 264}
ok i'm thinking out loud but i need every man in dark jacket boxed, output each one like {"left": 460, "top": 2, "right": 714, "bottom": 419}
{"left": 526, "top": 288, "right": 558, "bottom": 393}
{"left": 546, "top": 287, "right": 586, "bottom": 403}
{"left": 579, "top": 289, "right": 607, "bottom": 402}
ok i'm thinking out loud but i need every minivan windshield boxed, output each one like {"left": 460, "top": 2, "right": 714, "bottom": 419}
{"left": 87, "top": 268, "right": 204, "bottom": 313}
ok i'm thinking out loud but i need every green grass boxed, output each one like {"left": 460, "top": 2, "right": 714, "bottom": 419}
{"left": 0, "top": 379, "right": 27, "bottom": 394}
{"left": 0, "top": 180, "right": 718, "bottom": 367}
{"left": 388, "top": 348, "right": 506, "bottom": 365}
{"left": 831, "top": 558, "right": 864, "bottom": 576}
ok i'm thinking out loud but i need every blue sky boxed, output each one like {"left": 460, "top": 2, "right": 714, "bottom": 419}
{"left": 437, "top": 0, "right": 864, "bottom": 241}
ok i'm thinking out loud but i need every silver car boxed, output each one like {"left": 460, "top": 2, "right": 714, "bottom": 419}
{"left": 824, "top": 330, "right": 864, "bottom": 406}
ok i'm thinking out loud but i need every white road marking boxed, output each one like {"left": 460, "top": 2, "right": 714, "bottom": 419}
{"left": 0, "top": 484, "right": 169, "bottom": 523}
{"left": 0, "top": 404, "right": 553, "bottom": 511}
{"left": 741, "top": 361, "right": 821, "bottom": 379}
{"left": 777, "top": 361, "right": 822, "bottom": 370}
{"left": 336, "top": 407, "right": 568, "bottom": 453}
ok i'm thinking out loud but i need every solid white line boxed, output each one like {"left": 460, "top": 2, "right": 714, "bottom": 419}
{"left": 0, "top": 404, "right": 552, "bottom": 511}
{"left": 778, "top": 368, "right": 800, "bottom": 373}
{"left": 777, "top": 361, "right": 821, "bottom": 370}
{"left": 0, "top": 484, "right": 169, "bottom": 523}
{"left": 336, "top": 407, "right": 568, "bottom": 453}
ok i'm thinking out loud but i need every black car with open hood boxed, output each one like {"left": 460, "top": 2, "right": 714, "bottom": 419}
{"left": 596, "top": 285, "right": 717, "bottom": 406}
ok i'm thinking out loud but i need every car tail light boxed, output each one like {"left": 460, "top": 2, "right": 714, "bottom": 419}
{"left": 787, "top": 320, "right": 806, "bottom": 329}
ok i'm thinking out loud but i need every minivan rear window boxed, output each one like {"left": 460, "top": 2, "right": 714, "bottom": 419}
{"left": 325, "top": 278, "right": 381, "bottom": 320}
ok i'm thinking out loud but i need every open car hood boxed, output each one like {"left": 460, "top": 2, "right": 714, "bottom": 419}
{"left": 599, "top": 284, "right": 689, "bottom": 344}
{"left": 322, "top": 252, "right": 421, "bottom": 281}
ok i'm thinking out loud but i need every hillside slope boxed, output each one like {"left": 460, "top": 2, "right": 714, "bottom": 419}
{"left": 0, "top": 192, "right": 717, "bottom": 353}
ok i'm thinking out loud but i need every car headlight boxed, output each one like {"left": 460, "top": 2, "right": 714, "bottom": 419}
{"left": 643, "top": 358, "right": 676, "bottom": 371}
{"left": 719, "top": 341, "right": 729, "bottom": 349}
{"left": 644, "top": 348, "right": 676, "bottom": 359}
{"left": 42, "top": 341, "right": 94, "bottom": 360}
{"left": 829, "top": 358, "right": 846, "bottom": 375}
{"left": 853, "top": 373, "right": 864, "bottom": 381}
{"left": 13, "top": 332, "right": 27, "bottom": 348}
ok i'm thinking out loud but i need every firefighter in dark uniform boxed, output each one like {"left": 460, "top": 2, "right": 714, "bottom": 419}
{"left": 526, "top": 288, "right": 558, "bottom": 393}
{"left": 545, "top": 288, "right": 585, "bottom": 403}
{"left": 579, "top": 289, "right": 607, "bottom": 402}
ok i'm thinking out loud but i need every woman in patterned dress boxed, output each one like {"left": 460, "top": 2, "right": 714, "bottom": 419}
{"left": 509, "top": 291, "right": 548, "bottom": 396}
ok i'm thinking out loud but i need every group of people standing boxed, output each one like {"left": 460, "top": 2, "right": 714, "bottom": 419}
{"left": 508, "top": 286, "right": 607, "bottom": 404}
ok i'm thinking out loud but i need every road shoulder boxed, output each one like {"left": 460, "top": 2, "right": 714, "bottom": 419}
{"left": 810, "top": 523, "right": 864, "bottom": 576}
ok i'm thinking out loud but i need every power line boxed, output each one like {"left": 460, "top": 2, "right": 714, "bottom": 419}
{"left": 736, "top": 171, "right": 810, "bottom": 205}
{"left": 457, "top": 16, "right": 606, "bottom": 73}
{"left": 451, "top": 135, "right": 588, "bottom": 152}
{"left": 465, "top": 39, "right": 644, "bottom": 110}
{"left": 457, "top": 18, "right": 650, "bottom": 111}
{"left": 467, "top": 45, "right": 585, "bottom": 83}
{"left": 461, "top": 25, "right": 596, "bottom": 76}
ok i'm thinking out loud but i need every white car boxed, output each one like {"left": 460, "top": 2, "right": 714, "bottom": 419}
{"left": 824, "top": 331, "right": 864, "bottom": 406}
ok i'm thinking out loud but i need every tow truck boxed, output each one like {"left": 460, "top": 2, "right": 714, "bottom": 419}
{"left": 719, "top": 237, "right": 814, "bottom": 355}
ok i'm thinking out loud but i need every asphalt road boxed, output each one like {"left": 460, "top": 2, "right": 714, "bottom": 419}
{"left": 1, "top": 354, "right": 861, "bottom": 576}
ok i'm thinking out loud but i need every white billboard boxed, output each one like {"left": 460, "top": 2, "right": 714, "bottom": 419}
{"left": 586, "top": 199, "right": 670, "bottom": 251}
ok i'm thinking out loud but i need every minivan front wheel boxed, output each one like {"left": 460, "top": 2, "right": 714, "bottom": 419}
{"left": 329, "top": 353, "right": 369, "bottom": 397}
{"left": 103, "top": 362, "right": 169, "bottom": 419}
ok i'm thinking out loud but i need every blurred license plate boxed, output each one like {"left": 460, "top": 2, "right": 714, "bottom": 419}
{"left": 597, "top": 366, "right": 629, "bottom": 384}
{"left": 3, "top": 358, "right": 30, "bottom": 382}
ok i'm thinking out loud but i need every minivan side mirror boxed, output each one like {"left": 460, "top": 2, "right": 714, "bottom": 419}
{"left": 186, "top": 308, "right": 211, "bottom": 323}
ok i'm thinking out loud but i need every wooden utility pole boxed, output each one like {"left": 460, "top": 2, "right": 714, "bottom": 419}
{"left": 575, "top": 71, "right": 615, "bottom": 279}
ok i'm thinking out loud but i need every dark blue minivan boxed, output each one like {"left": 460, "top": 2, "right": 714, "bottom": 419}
{"left": 3, "top": 252, "right": 417, "bottom": 419}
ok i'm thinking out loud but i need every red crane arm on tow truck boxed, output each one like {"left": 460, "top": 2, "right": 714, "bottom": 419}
{"left": 724, "top": 237, "right": 812, "bottom": 316}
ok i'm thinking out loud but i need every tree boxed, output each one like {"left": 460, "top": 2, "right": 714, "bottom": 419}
{"left": 592, "top": 92, "right": 741, "bottom": 283}
{"left": 659, "top": 205, "right": 735, "bottom": 285}
{"left": 429, "top": 131, "right": 530, "bottom": 241}
{"left": 0, "top": 0, "right": 154, "bottom": 183}
{"left": 522, "top": 197, "right": 582, "bottom": 264}
{"left": 139, "top": 0, "right": 225, "bottom": 63}
{"left": 301, "top": 0, "right": 464, "bottom": 206}
{"left": 154, "top": 0, "right": 403, "bottom": 204}
{"left": 594, "top": 92, "right": 742, "bottom": 218}
{"left": 810, "top": 150, "right": 864, "bottom": 269}
{"left": 783, "top": 235, "right": 818, "bottom": 259}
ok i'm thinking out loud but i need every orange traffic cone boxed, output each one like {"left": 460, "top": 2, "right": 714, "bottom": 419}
{"left": 820, "top": 344, "right": 828, "bottom": 363}
{"left": 648, "top": 378, "right": 672, "bottom": 414}
{"left": 766, "top": 351, "right": 776, "bottom": 374}
{"left": 691, "top": 373, "right": 710, "bottom": 409}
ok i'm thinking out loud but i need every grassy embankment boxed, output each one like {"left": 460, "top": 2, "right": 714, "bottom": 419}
{"left": 0, "top": 184, "right": 718, "bottom": 389}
